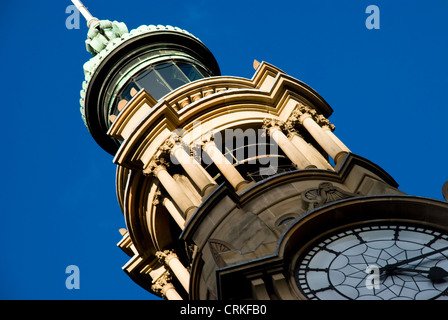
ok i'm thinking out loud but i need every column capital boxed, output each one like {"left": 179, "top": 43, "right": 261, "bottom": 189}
{"left": 290, "top": 102, "right": 336, "bottom": 130}
{"left": 158, "top": 132, "right": 183, "bottom": 155}
{"left": 261, "top": 118, "right": 285, "bottom": 131}
{"left": 145, "top": 155, "right": 170, "bottom": 175}
{"left": 151, "top": 270, "right": 173, "bottom": 295}
{"left": 156, "top": 249, "right": 179, "bottom": 264}
{"left": 163, "top": 133, "right": 194, "bottom": 165}
{"left": 316, "top": 114, "right": 336, "bottom": 131}
{"left": 283, "top": 120, "right": 303, "bottom": 138}
{"left": 297, "top": 102, "right": 317, "bottom": 116}
{"left": 289, "top": 102, "right": 319, "bottom": 125}
{"left": 200, "top": 131, "right": 215, "bottom": 145}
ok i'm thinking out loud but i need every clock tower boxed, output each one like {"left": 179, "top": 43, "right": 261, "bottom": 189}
{"left": 72, "top": 1, "right": 448, "bottom": 300}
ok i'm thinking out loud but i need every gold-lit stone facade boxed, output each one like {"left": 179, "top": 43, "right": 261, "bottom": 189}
{"left": 110, "top": 62, "right": 425, "bottom": 299}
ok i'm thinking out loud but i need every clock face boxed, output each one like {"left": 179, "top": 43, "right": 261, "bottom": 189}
{"left": 294, "top": 222, "right": 448, "bottom": 300}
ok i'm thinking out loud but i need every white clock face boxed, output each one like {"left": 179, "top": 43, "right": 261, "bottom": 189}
{"left": 294, "top": 223, "right": 448, "bottom": 300}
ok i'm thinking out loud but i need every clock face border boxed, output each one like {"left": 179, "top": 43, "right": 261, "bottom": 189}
{"left": 292, "top": 220, "right": 448, "bottom": 300}
{"left": 277, "top": 195, "right": 448, "bottom": 300}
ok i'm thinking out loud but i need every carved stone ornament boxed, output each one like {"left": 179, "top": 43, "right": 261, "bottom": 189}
{"left": 145, "top": 154, "right": 170, "bottom": 175}
{"left": 301, "top": 182, "right": 356, "bottom": 211}
{"left": 151, "top": 270, "right": 173, "bottom": 294}
{"left": 261, "top": 118, "right": 285, "bottom": 131}
{"left": 289, "top": 102, "right": 335, "bottom": 130}
{"left": 152, "top": 190, "right": 163, "bottom": 206}
{"left": 160, "top": 132, "right": 184, "bottom": 154}
{"left": 208, "top": 239, "right": 234, "bottom": 268}
{"left": 316, "top": 114, "right": 336, "bottom": 131}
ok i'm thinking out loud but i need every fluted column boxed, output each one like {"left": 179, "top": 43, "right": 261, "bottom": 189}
{"left": 166, "top": 134, "right": 217, "bottom": 196}
{"left": 262, "top": 119, "right": 316, "bottom": 169}
{"left": 147, "top": 157, "right": 197, "bottom": 218}
{"left": 157, "top": 250, "right": 190, "bottom": 293}
{"left": 201, "top": 133, "right": 249, "bottom": 191}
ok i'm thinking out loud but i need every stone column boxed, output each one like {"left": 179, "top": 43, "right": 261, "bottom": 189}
{"left": 151, "top": 271, "right": 183, "bottom": 300}
{"left": 163, "top": 197, "right": 186, "bottom": 229}
{"left": 163, "top": 283, "right": 183, "bottom": 300}
{"left": 292, "top": 104, "right": 348, "bottom": 163}
{"left": 288, "top": 131, "right": 333, "bottom": 170}
{"left": 201, "top": 133, "right": 249, "bottom": 191}
{"left": 153, "top": 192, "right": 186, "bottom": 229}
{"left": 262, "top": 119, "right": 316, "bottom": 169}
{"left": 317, "top": 115, "right": 350, "bottom": 153}
{"left": 148, "top": 157, "right": 197, "bottom": 218}
{"left": 291, "top": 133, "right": 334, "bottom": 170}
{"left": 167, "top": 134, "right": 217, "bottom": 196}
{"left": 284, "top": 118, "right": 334, "bottom": 170}
{"left": 157, "top": 250, "right": 190, "bottom": 294}
{"left": 301, "top": 114, "right": 344, "bottom": 160}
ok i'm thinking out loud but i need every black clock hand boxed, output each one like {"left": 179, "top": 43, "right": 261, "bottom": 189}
{"left": 380, "top": 246, "right": 448, "bottom": 272}
{"left": 393, "top": 266, "right": 448, "bottom": 281}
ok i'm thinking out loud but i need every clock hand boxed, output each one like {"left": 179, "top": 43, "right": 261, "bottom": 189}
{"left": 393, "top": 266, "right": 448, "bottom": 281}
{"left": 429, "top": 266, "right": 448, "bottom": 281}
{"left": 380, "top": 246, "right": 448, "bottom": 272}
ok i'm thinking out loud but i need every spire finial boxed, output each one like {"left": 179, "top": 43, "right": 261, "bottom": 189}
{"left": 70, "top": 0, "right": 129, "bottom": 56}
{"left": 71, "top": 0, "right": 99, "bottom": 28}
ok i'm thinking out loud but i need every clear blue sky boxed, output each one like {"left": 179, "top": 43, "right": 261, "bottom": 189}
{"left": 1, "top": 0, "right": 447, "bottom": 299}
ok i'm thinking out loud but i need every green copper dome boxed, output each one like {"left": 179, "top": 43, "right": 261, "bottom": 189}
{"left": 79, "top": 21, "right": 203, "bottom": 126}
{"left": 78, "top": 17, "right": 220, "bottom": 155}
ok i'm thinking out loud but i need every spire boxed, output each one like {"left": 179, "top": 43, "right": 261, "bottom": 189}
{"left": 71, "top": 0, "right": 99, "bottom": 28}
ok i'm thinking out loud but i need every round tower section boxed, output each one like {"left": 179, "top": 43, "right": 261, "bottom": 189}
{"left": 80, "top": 23, "right": 221, "bottom": 155}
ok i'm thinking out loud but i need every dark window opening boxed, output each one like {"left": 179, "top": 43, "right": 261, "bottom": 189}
{"left": 202, "top": 128, "right": 298, "bottom": 184}
{"left": 111, "top": 60, "right": 213, "bottom": 119}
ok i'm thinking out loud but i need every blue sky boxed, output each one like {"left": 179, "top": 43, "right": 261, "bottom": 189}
{"left": 1, "top": 1, "right": 447, "bottom": 299}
